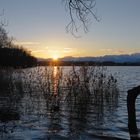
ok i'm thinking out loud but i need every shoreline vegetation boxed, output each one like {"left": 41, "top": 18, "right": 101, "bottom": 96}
{"left": 0, "top": 25, "right": 37, "bottom": 68}
{"left": 0, "top": 47, "right": 37, "bottom": 68}
{"left": 38, "top": 60, "right": 140, "bottom": 66}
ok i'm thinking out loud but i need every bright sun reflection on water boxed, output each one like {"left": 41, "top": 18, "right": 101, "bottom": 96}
{"left": 53, "top": 66, "right": 58, "bottom": 96}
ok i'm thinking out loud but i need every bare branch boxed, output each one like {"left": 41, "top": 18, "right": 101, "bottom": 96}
{"left": 0, "top": 10, "right": 11, "bottom": 48}
{"left": 63, "top": 0, "right": 99, "bottom": 36}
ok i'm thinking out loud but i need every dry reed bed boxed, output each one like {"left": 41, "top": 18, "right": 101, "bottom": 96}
{"left": 0, "top": 66, "right": 119, "bottom": 111}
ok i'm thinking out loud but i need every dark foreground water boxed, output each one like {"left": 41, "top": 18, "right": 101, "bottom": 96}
{"left": 0, "top": 66, "right": 140, "bottom": 140}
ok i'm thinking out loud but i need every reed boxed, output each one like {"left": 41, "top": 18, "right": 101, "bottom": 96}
{"left": 0, "top": 65, "right": 119, "bottom": 114}
{"left": 0, "top": 65, "right": 119, "bottom": 136}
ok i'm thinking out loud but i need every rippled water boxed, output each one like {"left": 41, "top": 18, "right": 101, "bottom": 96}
{"left": 0, "top": 66, "right": 140, "bottom": 140}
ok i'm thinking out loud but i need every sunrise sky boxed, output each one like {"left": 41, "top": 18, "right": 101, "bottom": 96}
{"left": 1, "top": 0, "right": 140, "bottom": 58}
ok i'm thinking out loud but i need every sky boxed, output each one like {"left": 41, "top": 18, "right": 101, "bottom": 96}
{"left": 0, "top": 0, "right": 140, "bottom": 58}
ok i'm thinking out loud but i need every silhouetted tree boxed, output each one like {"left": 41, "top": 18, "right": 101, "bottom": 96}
{"left": 0, "top": 22, "right": 37, "bottom": 68}
{"left": 0, "top": 24, "right": 10, "bottom": 48}
{"left": 63, "top": 0, "right": 99, "bottom": 35}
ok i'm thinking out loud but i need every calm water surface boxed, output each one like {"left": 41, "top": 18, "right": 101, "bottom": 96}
{"left": 0, "top": 66, "right": 140, "bottom": 140}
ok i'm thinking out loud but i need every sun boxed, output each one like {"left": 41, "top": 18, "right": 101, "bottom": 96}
{"left": 52, "top": 55, "right": 59, "bottom": 61}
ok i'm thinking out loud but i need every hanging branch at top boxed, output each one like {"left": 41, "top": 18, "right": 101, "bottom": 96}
{"left": 63, "top": 0, "right": 99, "bottom": 36}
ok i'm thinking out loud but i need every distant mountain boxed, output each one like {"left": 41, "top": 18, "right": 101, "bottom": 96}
{"left": 37, "top": 53, "right": 140, "bottom": 63}
{"left": 60, "top": 53, "right": 140, "bottom": 63}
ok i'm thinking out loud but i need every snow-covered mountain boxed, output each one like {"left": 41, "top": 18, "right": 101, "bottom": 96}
{"left": 60, "top": 53, "right": 140, "bottom": 63}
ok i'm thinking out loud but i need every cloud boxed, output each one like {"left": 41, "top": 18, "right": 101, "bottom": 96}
{"left": 100, "top": 49, "right": 114, "bottom": 52}
{"left": 47, "top": 47, "right": 74, "bottom": 54}
{"left": 14, "top": 41, "right": 40, "bottom": 46}
{"left": 99, "top": 48, "right": 130, "bottom": 54}
{"left": 31, "top": 50, "right": 45, "bottom": 53}
{"left": 63, "top": 47, "right": 73, "bottom": 53}
{"left": 48, "top": 50, "right": 60, "bottom": 53}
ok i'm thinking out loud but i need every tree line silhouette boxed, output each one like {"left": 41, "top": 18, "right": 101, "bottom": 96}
{"left": 0, "top": 25, "right": 37, "bottom": 68}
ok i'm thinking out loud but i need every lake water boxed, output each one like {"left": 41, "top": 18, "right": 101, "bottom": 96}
{"left": 0, "top": 66, "right": 140, "bottom": 140}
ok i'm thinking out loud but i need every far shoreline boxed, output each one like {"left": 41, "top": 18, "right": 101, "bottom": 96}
{"left": 37, "top": 60, "right": 140, "bottom": 66}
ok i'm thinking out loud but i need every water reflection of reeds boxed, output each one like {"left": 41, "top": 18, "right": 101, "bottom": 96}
{"left": 0, "top": 69, "right": 22, "bottom": 135}
{"left": 0, "top": 65, "right": 119, "bottom": 138}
